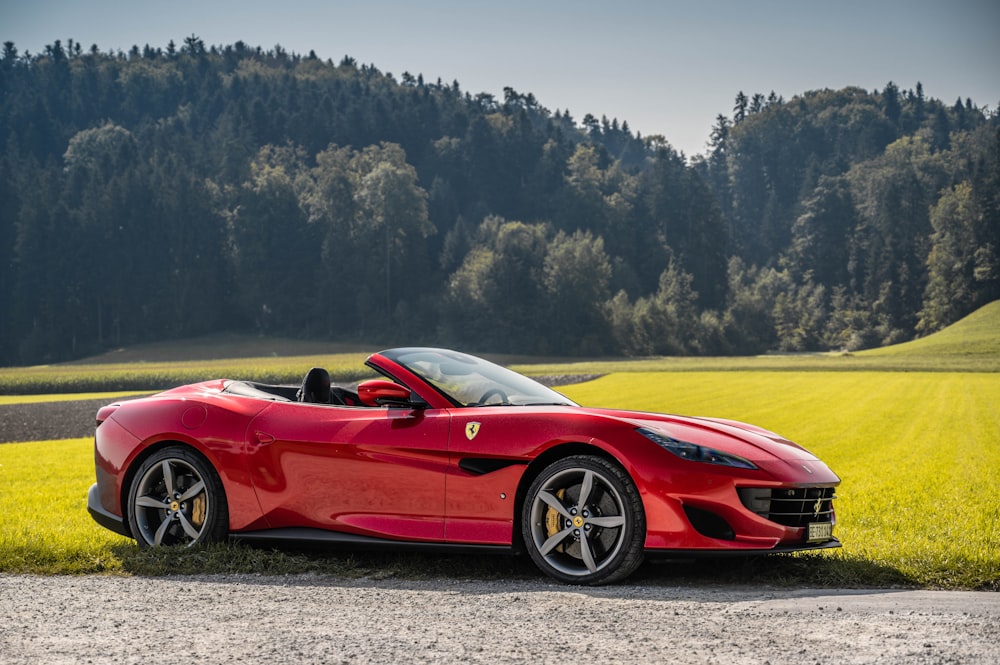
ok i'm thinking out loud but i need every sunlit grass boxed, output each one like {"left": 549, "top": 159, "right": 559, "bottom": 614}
{"left": 0, "top": 391, "right": 152, "bottom": 406}
{"left": 0, "top": 438, "right": 130, "bottom": 573}
{"left": 860, "top": 299, "right": 1000, "bottom": 358}
{"left": 2, "top": 370, "right": 997, "bottom": 588}
{"left": 561, "top": 371, "right": 1000, "bottom": 589}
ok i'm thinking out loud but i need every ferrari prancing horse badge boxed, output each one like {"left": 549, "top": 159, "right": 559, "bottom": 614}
{"left": 465, "top": 422, "right": 481, "bottom": 441}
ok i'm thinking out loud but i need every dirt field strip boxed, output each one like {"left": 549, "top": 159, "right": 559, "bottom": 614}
{"left": 0, "top": 394, "right": 158, "bottom": 444}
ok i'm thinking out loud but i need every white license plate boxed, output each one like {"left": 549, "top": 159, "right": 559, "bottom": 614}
{"left": 806, "top": 522, "right": 833, "bottom": 543}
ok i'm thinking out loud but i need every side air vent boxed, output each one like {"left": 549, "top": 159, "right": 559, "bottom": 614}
{"left": 683, "top": 505, "right": 735, "bottom": 540}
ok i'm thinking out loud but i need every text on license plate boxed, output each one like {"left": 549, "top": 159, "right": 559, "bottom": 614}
{"left": 806, "top": 522, "right": 833, "bottom": 543}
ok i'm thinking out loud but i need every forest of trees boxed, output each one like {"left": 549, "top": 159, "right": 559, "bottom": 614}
{"left": 1, "top": 37, "right": 998, "bottom": 365}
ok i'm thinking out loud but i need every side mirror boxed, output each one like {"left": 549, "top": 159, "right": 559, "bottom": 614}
{"left": 357, "top": 379, "right": 423, "bottom": 408}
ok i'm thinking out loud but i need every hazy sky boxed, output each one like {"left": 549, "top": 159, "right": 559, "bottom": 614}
{"left": 4, "top": 0, "right": 999, "bottom": 157}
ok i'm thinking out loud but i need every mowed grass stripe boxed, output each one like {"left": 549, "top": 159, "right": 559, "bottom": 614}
{"left": 561, "top": 372, "right": 1000, "bottom": 588}
{"left": 0, "top": 352, "right": 376, "bottom": 395}
{"left": 0, "top": 391, "right": 151, "bottom": 406}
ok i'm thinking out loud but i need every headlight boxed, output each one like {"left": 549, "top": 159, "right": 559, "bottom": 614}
{"left": 637, "top": 427, "right": 758, "bottom": 470}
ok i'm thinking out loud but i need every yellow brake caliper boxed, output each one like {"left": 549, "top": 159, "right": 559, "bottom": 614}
{"left": 544, "top": 489, "right": 566, "bottom": 552}
{"left": 191, "top": 492, "right": 206, "bottom": 527}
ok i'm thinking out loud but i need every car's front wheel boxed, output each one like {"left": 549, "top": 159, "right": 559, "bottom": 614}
{"left": 522, "top": 454, "right": 645, "bottom": 584}
{"left": 126, "top": 446, "right": 228, "bottom": 548}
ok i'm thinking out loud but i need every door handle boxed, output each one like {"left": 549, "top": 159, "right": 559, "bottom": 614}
{"left": 254, "top": 431, "right": 275, "bottom": 445}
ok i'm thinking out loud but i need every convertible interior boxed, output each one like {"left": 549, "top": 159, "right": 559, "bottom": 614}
{"left": 223, "top": 367, "right": 365, "bottom": 406}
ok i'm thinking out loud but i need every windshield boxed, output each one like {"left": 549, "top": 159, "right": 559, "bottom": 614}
{"left": 382, "top": 348, "right": 578, "bottom": 408}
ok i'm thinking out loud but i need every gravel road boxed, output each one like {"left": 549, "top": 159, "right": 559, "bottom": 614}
{"left": 2, "top": 574, "right": 998, "bottom": 664}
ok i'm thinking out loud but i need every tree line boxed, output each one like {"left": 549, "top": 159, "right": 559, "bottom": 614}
{"left": 1, "top": 38, "right": 997, "bottom": 365}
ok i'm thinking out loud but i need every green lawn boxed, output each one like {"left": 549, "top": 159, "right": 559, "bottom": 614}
{"left": 0, "top": 391, "right": 151, "bottom": 406}
{"left": 0, "top": 438, "right": 130, "bottom": 573}
{"left": 560, "top": 371, "right": 1000, "bottom": 589}
{"left": 2, "top": 370, "right": 996, "bottom": 587}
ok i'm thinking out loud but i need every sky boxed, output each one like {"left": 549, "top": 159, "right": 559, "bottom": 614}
{"left": 4, "top": 0, "right": 999, "bottom": 158}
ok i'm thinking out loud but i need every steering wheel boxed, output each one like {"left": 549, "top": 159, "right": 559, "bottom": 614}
{"left": 476, "top": 388, "right": 510, "bottom": 406}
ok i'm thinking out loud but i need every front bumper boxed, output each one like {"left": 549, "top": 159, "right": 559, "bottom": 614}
{"left": 645, "top": 536, "right": 841, "bottom": 560}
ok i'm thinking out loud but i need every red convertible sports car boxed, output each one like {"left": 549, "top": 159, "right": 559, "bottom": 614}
{"left": 88, "top": 347, "right": 840, "bottom": 584}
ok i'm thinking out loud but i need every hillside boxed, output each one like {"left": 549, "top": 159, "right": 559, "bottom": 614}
{"left": 861, "top": 300, "right": 1000, "bottom": 358}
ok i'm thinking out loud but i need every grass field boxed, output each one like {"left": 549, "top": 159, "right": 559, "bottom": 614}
{"left": 0, "top": 438, "right": 130, "bottom": 573}
{"left": 1, "top": 302, "right": 997, "bottom": 587}
{"left": 0, "top": 353, "right": 378, "bottom": 395}
{"left": 560, "top": 371, "right": 1000, "bottom": 589}
{"left": 0, "top": 391, "right": 151, "bottom": 406}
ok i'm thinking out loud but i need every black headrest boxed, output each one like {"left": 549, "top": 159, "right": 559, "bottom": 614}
{"left": 298, "top": 367, "right": 332, "bottom": 403}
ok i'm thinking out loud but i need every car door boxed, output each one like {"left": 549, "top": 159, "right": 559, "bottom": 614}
{"left": 244, "top": 401, "right": 451, "bottom": 542}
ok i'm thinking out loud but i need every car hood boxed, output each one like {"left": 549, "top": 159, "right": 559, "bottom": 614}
{"left": 581, "top": 407, "right": 817, "bottom": 462}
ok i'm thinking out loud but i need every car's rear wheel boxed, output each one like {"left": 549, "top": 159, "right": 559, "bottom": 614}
{"left": 522, "top": 454, "right": 645, "bottom": 584}
{"left": 126, "top": 446, "right": 228, "bottom": 548}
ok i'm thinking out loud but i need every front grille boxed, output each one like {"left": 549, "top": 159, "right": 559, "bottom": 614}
{"left": 738, "top": 487, "right": 836, "bottom": 527}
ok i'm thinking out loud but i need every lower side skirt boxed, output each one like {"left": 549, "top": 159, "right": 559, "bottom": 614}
{"left": 234, "top": 528, "right": 841, "bottom": 559}
{"left": 232, "top": 527, "right": 514, "bottom": 555}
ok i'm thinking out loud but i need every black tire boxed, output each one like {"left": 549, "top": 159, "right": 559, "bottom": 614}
{"left": 126, "top": 445, "right": 229, "bottom": 548}
{"left": 522, "top": 454, "right": 645, "bottom": 585}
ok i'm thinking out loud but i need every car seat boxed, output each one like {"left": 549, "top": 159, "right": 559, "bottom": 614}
{"left": 297, "top": 367, "right": 344, "bottom": 404}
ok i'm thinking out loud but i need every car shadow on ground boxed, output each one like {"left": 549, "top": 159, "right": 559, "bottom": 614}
{"left": 112, "top": 540, "right": 916, "bottom": 591}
